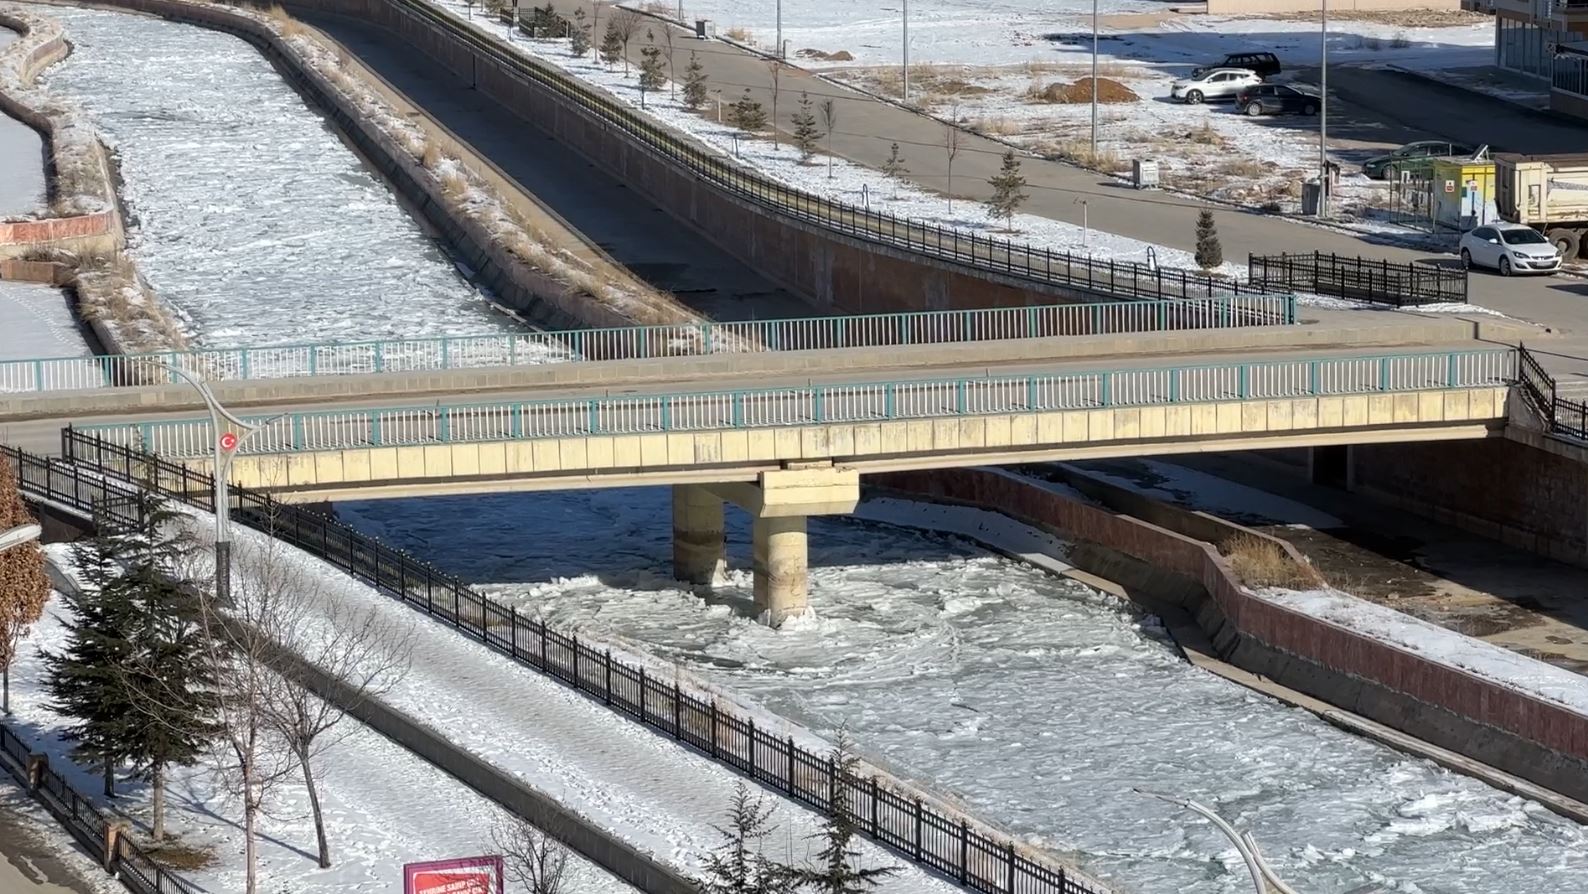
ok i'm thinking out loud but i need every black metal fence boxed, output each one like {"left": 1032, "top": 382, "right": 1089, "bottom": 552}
{"left": 0, "top": 718, "right": 200, "bottom": 894}
{"left": 390, "top": 0, "right": 1280, "bottom": 307}
{"left": 1516, "top": 345, "right": 1588, "bottom": 441}
{"left": 45, "top": 430, "right": 1105, "bottom": 894}
{"left": 1248, "top": 251, "right": 1467, "bottom": 307}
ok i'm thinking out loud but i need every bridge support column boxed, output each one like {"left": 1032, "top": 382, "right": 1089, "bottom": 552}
{"left": 752, "top": 515, "right": 808, "bottom": 625}
{"left": 672, "top": 485, "right": 726, "bottom": 585}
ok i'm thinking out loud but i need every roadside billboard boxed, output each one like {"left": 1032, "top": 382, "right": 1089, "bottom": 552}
{"left": 402, "top": 855, "right": 504, "bottom": 894}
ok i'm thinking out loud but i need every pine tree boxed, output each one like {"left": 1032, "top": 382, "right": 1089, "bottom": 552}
{"left": 729, "top": 89, "right": 767, "bottom": 134}
{"left": 700, "top": 782, "right": 798, "bottom": 894}
{"left": 880, "top": 142, "right": 908, "bottom": 179}
{"left": 639, "top": 40, "right": 667, "bottom": 99}
{"left": 1195, "top": 208, "right": 1223, "bottom": 270}
{"left": 791, "top": 92, "right": 821, "bottom": 163}
{"left": 570, "top": 8, "right": 591, "bottom": 57}
{"left": 682, "top": 51, "right": 708, "bottom": 111}
{"left": 599, "top": 19, "right": 623, "bottom": 69}
{"left": 796, "top": 733, "right": 896, "bottom": 894}
{"left": 46, "top": 490, "right": 217, "bottom": 840}
{"left": 985, "top": 150, "right": 1029, "bottom": 233}
{"left": 0, "top": 456, "right": 48, "bottom": 717}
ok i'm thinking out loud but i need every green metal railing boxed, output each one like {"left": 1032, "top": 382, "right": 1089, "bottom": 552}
{"left": 80, "top": 348, "right": 1514, "bottom": 458}
{"left": 0, "top": 295, "right": 1295, "bottom": 394}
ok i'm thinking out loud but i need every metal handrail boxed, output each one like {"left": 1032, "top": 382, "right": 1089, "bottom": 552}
{"left": 78, "top": 348, "right": 1516, "bottom": 458}
{"left": 0, "top": 295, "right": 1295, "bottom": 394}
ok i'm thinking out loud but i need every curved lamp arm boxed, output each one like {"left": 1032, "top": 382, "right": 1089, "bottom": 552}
{"left": 1133, "top": 789, "right": 1268, "bottom": 894}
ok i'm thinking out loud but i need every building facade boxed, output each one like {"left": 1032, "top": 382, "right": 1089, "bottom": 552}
{"left": 1493, "top": 0, "right": 1588, "bottom": 116}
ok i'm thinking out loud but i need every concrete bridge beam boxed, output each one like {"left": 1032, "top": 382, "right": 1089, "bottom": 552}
{"left": 672, "top": 484, "right": 727, "bottom": 585}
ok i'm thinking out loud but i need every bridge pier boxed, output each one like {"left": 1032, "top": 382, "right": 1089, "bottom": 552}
{"left": 752, "top": 515, "right": 808, "bottom": 625}
{"left": 672, "top": 485, "right": 727, "bottom": 585}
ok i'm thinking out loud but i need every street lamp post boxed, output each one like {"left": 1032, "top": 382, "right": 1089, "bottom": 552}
{"left": 140, "top": 361, "right": 271, "bottom": 604}
{"left": 1135, "top": 789, "right": 1304, "bottom": 894}
{"left": 776, "top": 0, "right": 783, "bottom": 59}
{"left": 1319, "top": 0, "right": 1330, "bottom": 218}
{"left": 1091, "top": 0, "right": 1099, "bottom": 159}
{"left": 902, "top": 0, "right": 910, "bottom": 103}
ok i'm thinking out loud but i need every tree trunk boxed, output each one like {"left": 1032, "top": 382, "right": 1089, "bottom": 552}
{"left": 302, "top": 756, "right": 330, "bottom": 868}
{"left": 244, "top": 794, "right": 258, "bottom": 894}
{"left": 2, "top": 666, "right": 9, "bottom": 715}
{"left": 103, "top": 758, "right": 113, "bottom": 797}
{"left": 151, "top": 763, "right": 166, "bottom": 841}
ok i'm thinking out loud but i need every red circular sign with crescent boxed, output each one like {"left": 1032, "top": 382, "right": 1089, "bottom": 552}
{"left": 218, "top": 432, "right": 239, "bottom": 453}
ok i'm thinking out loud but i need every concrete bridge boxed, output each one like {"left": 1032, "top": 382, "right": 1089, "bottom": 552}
{"left": 62, "top": 345, "right": 1514, "bottom": 623}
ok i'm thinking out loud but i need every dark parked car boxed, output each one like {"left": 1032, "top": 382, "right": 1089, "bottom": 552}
{"left": 1235, "top": 84, "right": 1320, "bottom": 116}
{"left": 1362, "top": 141, "right": 1479, "bottom": 179}
{"left": 1192, "top": 52, "right": 1281, "bottom": 79}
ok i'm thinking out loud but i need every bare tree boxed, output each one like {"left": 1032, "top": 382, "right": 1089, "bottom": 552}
{"left": 662, "top": 22, "right": 677, "bottom": 98}
{"left": 589, "top": 1, "right": 602, "bottom": 62}
{"left": 612, "top": 7, "right": 642, "bottom": 76}
{"left": 491, "top": 816, "right": 569, "bottom": 894}
{"left": 943, "top": 104, "right": 963, "bottom": 214}
{"left": 819, "top": 98, "right": 838, "bottom": 179}
{"left": 190, "top": 531, "right": 304, "bottom": 894}
{"left": 259, "top": 592, "right": 410, "bottom": 869}
{"left": 0, "top": 456, "right": 48, "bottom": 716}
{"left": 767, "top": 61, "right": 782, "bottom": 150}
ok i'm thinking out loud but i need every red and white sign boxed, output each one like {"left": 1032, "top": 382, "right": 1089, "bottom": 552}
{"left": 218, "top": 431, "right": 239, "bottom": 453}
{"left": 403, "top": 856, "right": 503, "bottom": 894}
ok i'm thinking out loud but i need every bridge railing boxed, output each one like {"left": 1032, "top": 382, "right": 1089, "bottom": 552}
{"left": 0, "top": 295, "right": 1295, "bottom": 394}
{"left": 78, "top": 348, "right": 1515, "bottom": 458}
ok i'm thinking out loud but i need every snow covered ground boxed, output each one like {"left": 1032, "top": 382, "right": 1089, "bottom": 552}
{"left": 1262, "top": 587, "right": 1588, "bottom": 718}
{"left": 0, "top": 23, "right": 47, "bottom": 217}
{"left": 5, "top": 545, "right": 638, "bottom": 894}
{"left": 636, "top": 0, "right": 1492, "bottom": 222}
{"left": 431, "top": 0, "right": 1241, "bottom": 274}
{"left": 339, "top": 486, "right": 1588, "bottom": 894}
{"left": 32, "top": 5, "right": 517, "bottom": 346}
{"left": 0, "top": 281, "right": 92, "bottom": 363}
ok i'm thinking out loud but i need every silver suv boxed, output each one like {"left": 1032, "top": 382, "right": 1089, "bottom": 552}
{"left": 1170, "top": 68, "right": 1262, "bottom": 104}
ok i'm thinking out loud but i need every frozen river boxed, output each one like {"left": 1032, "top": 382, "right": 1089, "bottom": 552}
{"left": 33, "top": 5, "right": 513, "bottom": 346}
{"left": 0, "top": 23, "right": 47, "bottom": 217}
{"left": 340, "top": 487, "right": 1588, "bottom": 894}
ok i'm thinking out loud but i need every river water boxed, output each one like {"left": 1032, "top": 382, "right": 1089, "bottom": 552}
{"left": 340, "top": 487, "right": 1588, "bottom": 894}
{"left": 32, "top": 4, "right": 512, "bottom": 346}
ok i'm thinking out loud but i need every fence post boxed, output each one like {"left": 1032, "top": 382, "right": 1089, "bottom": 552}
{"left": 913, "top": 799, "right": 923, "bottom": 862}
{"left": 869, "top": 776, "right": 879, "bottom": 838}
{"left": 603, "top": 650, "right": 612, "bottom": 705}
{"left": 1006, "top": 842, "right": 1016, "bottom": 893}
{"left": 674, "top": 682, "right": 682, "bottom": 739}
{"left": 958, "top": 819, "right": 969, "bottom": 883}
{"left": 709, "top": 701, "right": 718, "bottom": 758}
{"left": 746, "top": 718, "right": 757, "bottom": 777}
{"left": 785, "top": 736, "right": 796, "bottom": 794}
{"left": 103, "top": 820, "right": 128, "bottom": 873}
{"left": 1447, "top": 352, "right": 1460, "bottom": 387}
{"left": 639, "top": 666, "right": 647, "bottom": 720}
{"left": 1309, "top": 360, "right": 1321, "bottom": 395}
{"left": 1100, "top": 371, "right": 1113, "bottom": 407}
{"left": 540, "top": 620, "right": 548, "bottom": 669}
{"left": 1379, "top": 356, "right": 1391, "bottom": 391}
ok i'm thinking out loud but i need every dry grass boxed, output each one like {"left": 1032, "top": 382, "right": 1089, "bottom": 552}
{"left": 75, "top": 254, "right": 190, "bottom": 353}
{"left": 1223, "top": 534, "right": 1325, "bottom": 589}
{"left": 970, "top": 114, "right": 1021, "bottom": 136}
{"left": 1021, "top": 60, "right": 1146, "bottom": 80}
{"left": 140, "top": 840, "right": 216, "bottom": 872}
{"left": 1218, "top": 157, "right": 1273, "bottom": 179}
{"left": 724, "top": 25, "right": 754, "bottom": 44}
{"left": 1267, "top": 8, "right": 1484, "bottom": 26}
{"left": 1031, "top": 138, "right": 1129, "bottom": 174}
{"left": 1184, "top": 120, "right": 1227, "bottom": 147}
{"left": 267, "top": 5, "right": 306, "bottom": 38}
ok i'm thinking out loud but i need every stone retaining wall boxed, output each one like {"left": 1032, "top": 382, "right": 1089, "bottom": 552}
{"left": 873, "top": 467, "right": 1588, "bottom": 805}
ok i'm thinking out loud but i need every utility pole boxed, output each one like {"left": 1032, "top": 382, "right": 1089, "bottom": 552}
{"left": 1090, "top": 0, "right": 1099, "bottom": 158}
{"left": 776, "top": 0, "right": 783, "bottom": 59}
{"left": 902, "top": 0, "right": 910, "bottom": 103}
{"left": 1319, "top": 0, "right": 1330, "bottom": 219}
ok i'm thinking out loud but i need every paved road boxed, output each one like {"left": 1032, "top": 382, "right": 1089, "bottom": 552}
{"left": 0, "top": 797, "right": 103, "bottom": 894}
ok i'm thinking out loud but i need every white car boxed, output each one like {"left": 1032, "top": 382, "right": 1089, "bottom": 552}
{"left": 1458, "top": 224, "right": 1562, "bottom": 276}
{"left": 1170, "top": 68, "right": 1262, "bottom": 104}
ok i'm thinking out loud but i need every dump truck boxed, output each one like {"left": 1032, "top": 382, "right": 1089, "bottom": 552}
{"left": 1494, "top": 153, "right": 1588, "bottom": 260}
